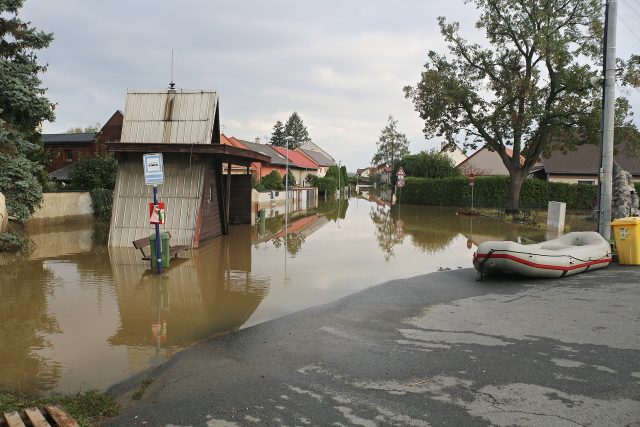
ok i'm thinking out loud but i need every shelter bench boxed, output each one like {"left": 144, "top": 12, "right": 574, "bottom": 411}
{"left": 132, "top": 234, "right": 190, "bottom": 261}
{"left": 1, "top": 405, "right": 79, "bottom": 427}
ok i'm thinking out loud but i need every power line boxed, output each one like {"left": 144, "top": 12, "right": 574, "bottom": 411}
{"left": 617, "top": 13, "right": 640, "bottom": 45}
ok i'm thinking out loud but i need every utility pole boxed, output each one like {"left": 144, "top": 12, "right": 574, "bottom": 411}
{"left": 599, "top": 0, "right": 617, "bottom": 240}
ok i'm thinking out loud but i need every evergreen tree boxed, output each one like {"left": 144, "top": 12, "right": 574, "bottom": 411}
{"left": 371, "top": 115, "right": 410, "bottom": 173}
{"left": 0, "top": 0, "right": 55, "bottom": 222}
{"left": 284, "top": 112, "right": 310, "bottom": 149}
{"left": 270, "top": 120, "right": 286, "bottom": 147}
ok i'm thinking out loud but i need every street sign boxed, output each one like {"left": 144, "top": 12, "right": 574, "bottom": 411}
{"left": 397, "top": 167, "right": 405, "bottom": 178}
{"left": 397, "top": 179, "right": 405, "bottom": 188}
{"left": 469, "top": 173, "right": 475, "bottom": 187}
{"left": 149, "top": 202, "right": 166, "bottom": 224}
{"left": 143, "top": 153, "right": 164, "bottom": 185}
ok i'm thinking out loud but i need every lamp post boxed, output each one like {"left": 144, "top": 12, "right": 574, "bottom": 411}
{"left": 284, "top": 136, "right": 293, "bottom": 255}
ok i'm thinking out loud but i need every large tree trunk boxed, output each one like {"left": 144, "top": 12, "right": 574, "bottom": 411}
{"left": 505, "top": 169, "right": 527, "bottom": 214}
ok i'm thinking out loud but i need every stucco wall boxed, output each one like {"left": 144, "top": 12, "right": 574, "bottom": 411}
{"left": 0, "top": 192, "right": 7, "bottom": 232}
{"left": 459, "top": 149, "right": 509, "bottom": 176}
{"left": 548, "top": 174, "right": 640, "bottom": 185}
{"left": 30, "top": 192, "right": 93, "bottom": 221}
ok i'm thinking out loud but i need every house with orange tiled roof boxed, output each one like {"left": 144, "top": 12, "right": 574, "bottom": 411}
{"left": 270, "top": 145, "right": 320, "bottom": 185}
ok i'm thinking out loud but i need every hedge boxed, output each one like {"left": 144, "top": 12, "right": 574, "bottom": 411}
{"left": 398, "top": 176, "right": 597, "bottom": 210}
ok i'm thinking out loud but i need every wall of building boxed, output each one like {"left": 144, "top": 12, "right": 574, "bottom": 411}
{"left": 459, "top": 149, "right": 509, "bottom": 176}
{"left": 30, "top": 192, "right": 93, "bottom": 221}
{"left": 0, "top": 192, "right": 7, "bottom": 232}
{"left": 547, "top": 174, "right": 640, "bottom": 185}
{"left": 47, "top": 145, "right": 93, "bottom": 172}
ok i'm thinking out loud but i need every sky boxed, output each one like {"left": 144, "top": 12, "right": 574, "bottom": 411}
{"left": 20, "top": 0, "right": 640, "bottom": 172}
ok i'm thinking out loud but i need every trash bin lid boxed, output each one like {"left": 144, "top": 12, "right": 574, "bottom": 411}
{"left": 611, "top": 217, "right": 640, "bottom": 226}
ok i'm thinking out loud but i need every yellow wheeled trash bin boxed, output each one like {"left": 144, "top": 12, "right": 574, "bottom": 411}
{"left": 611, "top": 217, "right": 640, "bottom": 265}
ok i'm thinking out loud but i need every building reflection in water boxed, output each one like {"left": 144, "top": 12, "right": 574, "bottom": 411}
{"left": 107, "top": 225, "right": 270, "bottom": 370}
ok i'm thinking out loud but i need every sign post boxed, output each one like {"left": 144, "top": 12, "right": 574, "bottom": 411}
{"left": 144, "top": 154, "right": 165, "bottom": 274}
{"left": 469, "top": 173, "right": 475, "bottom": 211}
{"left": 396, "top": 167, "right": 406, "bottom": 205}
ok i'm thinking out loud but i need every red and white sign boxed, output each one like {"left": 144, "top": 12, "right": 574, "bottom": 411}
{"left": 149, "top": 202, "right": 166, "bottom": 224}
{"left": 397, "top": 179, "right": 405, "bottom": 188}
{"left": 397, "top": 167, "right": 406, "bottom": 178}
{"left": 469, "top": 174, "right": 475, "bottom": 187}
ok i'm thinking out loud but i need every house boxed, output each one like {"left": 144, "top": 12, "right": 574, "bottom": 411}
{"left": 439, "top": 141, "right": 468, "bottom": 166}
{"left": 377, "top": 164, "right": 393, "bottom": 184}
{"left": 356, "top": 168, "right": 370, "bottom": 179}
{"left": 44, "top": 110, "right": 124, "bottom": 182}
{"left": 542, "top": 143, "right": 640, "bottom": 184}
{"left": 228, "top": 137, "right": 289, "bottom": 180}
{"left": 300, "top": 140, "right": 335, "bottom": 163}
{"left": 107, "top": 89, "right": 269, "bottom": 248}
{"left": 297, "top": 148, "right": 334, "bottom": 177}
{"left": 270, "top": 145, "right": 320, "bottom": 185}
{"left": 456, "top": 146, "right": 526, "bottom": 176}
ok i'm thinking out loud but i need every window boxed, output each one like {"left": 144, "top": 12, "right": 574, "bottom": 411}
{"left": 577, "top": 180, "right": 595, "bottom": 185}
{"left": 65, "top": 150, "right": 73, "bottom": 162}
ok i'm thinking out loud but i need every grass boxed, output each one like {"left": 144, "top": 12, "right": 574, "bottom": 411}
{"left": 0, "top": 390, "right": 119, "bottom": 427}
{"left": 131, "top": 378, "right": 154, "bottom": 400}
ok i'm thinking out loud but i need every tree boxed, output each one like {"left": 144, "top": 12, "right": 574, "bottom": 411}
{"left": 0, "top": 0, "right": 55, "bottom": 222}
{"left": 66, "top": 123, "right": 101, "bottom": 133}
{"left": 269, "top": 120, "right": 286, "bottom": 147}
{"left": 371, "top": 115, "right": 410, "bottom": 174}
{"left": 397, "top": 150, "right": 460, "bottom": 179}
{"left": 284, "top": 112, "right": 310, "bottom": 149}
{"left": 404, "top": 0, "right": 639, "bottom": 213}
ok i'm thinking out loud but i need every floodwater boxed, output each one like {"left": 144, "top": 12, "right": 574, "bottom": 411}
{"left": 0, "top": 196, "right": 591, "bottom": 395}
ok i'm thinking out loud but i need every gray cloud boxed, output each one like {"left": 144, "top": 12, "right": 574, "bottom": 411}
{"left": 21, "top": 0, "right": 639, "bottom": 171}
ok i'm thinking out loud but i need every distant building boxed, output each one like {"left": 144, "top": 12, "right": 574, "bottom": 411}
{"left": 541, "top": 143, "right": 640, "bottom": 184}
{"left": 44, "top": 110, "right": 124, "bottom": 181}
{"left": 300, "top": 141, "right": 335, "bottom": 163}
{"left": 456, "top": 146, "right": 526, "bottom": 176}
{"left": 297, "top": 148, "right": 334, "bottom": 177}
{"left": 439, "top": 141, "right": 468, "bottom": 166}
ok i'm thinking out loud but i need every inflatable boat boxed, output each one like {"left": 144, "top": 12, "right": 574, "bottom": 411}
{"left": 473, "top": 231, "right": 612, "bottom": 278}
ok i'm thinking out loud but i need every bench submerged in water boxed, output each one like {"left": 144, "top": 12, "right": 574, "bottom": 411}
{"left": 132, "top": 234, "right": 190, "bottom": 261}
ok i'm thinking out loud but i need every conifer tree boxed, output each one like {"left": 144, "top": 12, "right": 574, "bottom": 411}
{"left": 284, "top": 112, "right": 310, "bottom": 149}
{"left": 0, "top": 0, "right": 55, "bottom": 222}
{"left": 270, "top": 120, "right": 286, "bottom": 147}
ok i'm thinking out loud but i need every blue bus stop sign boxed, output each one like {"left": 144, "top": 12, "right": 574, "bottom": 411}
{"left": 143, "top": 153, "right": 164, "bottom": 185}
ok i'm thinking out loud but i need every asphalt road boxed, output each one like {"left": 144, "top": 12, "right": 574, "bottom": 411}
{"left": 106, "top": 265, "right": 640, "bottom": 426}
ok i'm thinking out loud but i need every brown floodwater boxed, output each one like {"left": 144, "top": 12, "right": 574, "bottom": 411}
{"left": 0, "top": 198, "right": 595, "bottom": 395}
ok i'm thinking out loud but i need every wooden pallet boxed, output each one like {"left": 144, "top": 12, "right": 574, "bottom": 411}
{"left": 0, "top": 406, "right": 78, "bottom": 427}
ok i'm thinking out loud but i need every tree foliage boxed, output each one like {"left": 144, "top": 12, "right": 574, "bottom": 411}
{"left": 69, "top": 156, "right": 118, "bottom": 191}
{"left": 0, "top": 0, "right": 54, "bottom": 223}
{"left": 269, "top": 120, "right": 286, "bottom": 147}
{"left": 372, "top": 115, "right": 410, "bottom": 172}
{"left": 404, "top": 0, "right": 639, "bottom": 212}
{"left": 256, "top": 170, "right": 284, "bottom": 191}
{"left": 66, "top": 123, "right": 101, "bottom": 133}
{"left": 396, "top": 150, "right": 460, "bottom": 179}
{"left": 284, "top": 112, "right": 310, "bottom": 149}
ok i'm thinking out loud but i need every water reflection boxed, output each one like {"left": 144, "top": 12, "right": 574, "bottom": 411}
{"left": 1, "top": 198, "right": 589, "bottom": 395}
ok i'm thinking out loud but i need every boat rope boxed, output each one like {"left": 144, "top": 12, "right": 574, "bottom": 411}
{"left": 475, "top": 249, "right": 495, "bottom": 281}
{"left": 475, "top": 248, "right": 611, "bottom": 263}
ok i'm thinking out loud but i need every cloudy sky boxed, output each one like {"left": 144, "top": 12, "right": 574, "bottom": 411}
{"left": 21, "top": 0, "right": 640, "bottom": 171}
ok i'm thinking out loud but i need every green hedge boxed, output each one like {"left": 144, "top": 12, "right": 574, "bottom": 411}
{"left": 398, "top": 176, "right": 597, "bottom": 210}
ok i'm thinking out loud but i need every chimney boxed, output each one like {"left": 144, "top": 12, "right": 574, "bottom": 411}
{"left": 255, "top": 137, "right": 261, "bottom": 144}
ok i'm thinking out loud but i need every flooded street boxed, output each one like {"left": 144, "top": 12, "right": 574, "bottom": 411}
{"left": 0, "top": 197, "right": 587, "bottom": 395}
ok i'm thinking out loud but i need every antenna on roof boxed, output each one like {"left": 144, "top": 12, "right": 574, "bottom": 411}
{"left": 169, "top": 50, "right": 176, "bottom": 91}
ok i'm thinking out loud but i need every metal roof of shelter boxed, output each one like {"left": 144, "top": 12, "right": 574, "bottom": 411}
{"left": 120, "top": 90, "right": 219, "bottom": 144}
{"left": 43, "top": 132, "right": 97, "bottom": 145}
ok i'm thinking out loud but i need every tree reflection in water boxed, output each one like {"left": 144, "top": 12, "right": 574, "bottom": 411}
{"left": 370, "top": 205, "right": 404, "bottom": 261}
